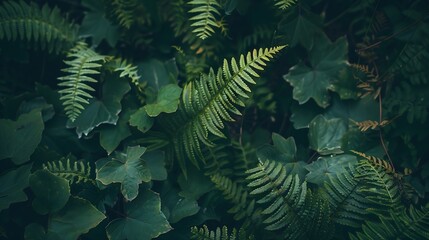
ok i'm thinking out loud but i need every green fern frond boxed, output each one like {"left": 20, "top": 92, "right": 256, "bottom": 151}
{"left": 246, "top": 160, "right": 333, "bottom": 239}
{"left": 160, "top": 46, "right": 285, "bottom": 172}
{"left": 110, "top": 58, "right": 142, "bottom": 91}
{"left": 210, "top": 174, "right": 261, "bottom": 227}
{"left": 0, "top": 0, "right": 78, "bottom": 53}
{"left": 43, "top": 158, "right": 94, "bottom": 184}
{"left": 350, "top": 205, "right": 429, "bottom": 240}
{"left": 190, "top": 225, "right": 254, "bottom": 240}
{"left": 274, "top": 0, "right": 297, "bottom": 10}
{"left": 323, "top": 165, "right": 371, "bottom": 228}
{"left": 188, "top": 0, "right": 222, "bottom": 40}
{"left": 58, "top": 42, "right": 108, "bottom": 122}
{"left": 111, "top": 0, "right": 138, "bottom": 29}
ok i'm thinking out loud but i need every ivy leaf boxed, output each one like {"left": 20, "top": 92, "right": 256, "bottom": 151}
{"left": 96, "top": 146, "right": 151, "bottom": 201}
{"left": 309, "top": 115, "right": 347, "bottom": 155}
{"left": 144, "top": 151, "right": 167, "bottom": 181}
{"left": 106, "top": 189, "right": 172, "bottom": 240}
{"left": 129, "top": 107, "right": 154, "bottom": 133}
{"left": 272, "top": 133, "right": 297, "bottom": 162}
{"left": 48, "top": 197, "right": 105, "bottom": 240}
{"left": 100, "top": 110, "right": 132, "bottom": 155}
{"left": 0, "top": 110, "right": 44, "bottom": 164}
{"left": 178, "top": 167, "right": 213, "bottom": 200}
{"left": 29, "top": 170, "right": 70, "bottom": 215}
{"left": 284, "top": 36, "right": 349, "bottom": 108}
{"left": 138, "top": 59, "right": 177, "bottom": 94}
{"left": 80, "top": 0, "right": 119, "bottom": 47}
{"left": 0, "top": 164, "right": 32, "bottom": 211}
{"left": 290, "top": 101, "right": 323, "bottom": 129}
{"left": 278, "top": 15, "right": 323, "bottom": 49}
{"left": 67, "top": 76, "right": 130, "bottom": 138}
{"left": 144, "top": 84, "right": 182, "bottom": 117}
{"left": 305, "top": 154, "right": 357, "bottom": 186}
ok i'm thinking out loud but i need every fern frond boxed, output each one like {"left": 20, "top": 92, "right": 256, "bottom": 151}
{"left": 323, "top": 165, "right": 371, "bottom": 228}
{"left": 246, "top": 160, "right": 333, "bottom": 239}
{"left": 351, "top": 120, "right": 389, "bottom": 132}
{"left": 111, "top": 0, "right": 138, "bottom": 29}
{"left": 188, "top": 0, "right": 222, "bottom": 40}
{"left": 160, "top": 46, "right": 285, "bottom": 172}
{"left": 350, "top": 205, "right": 429, "bottom": 240}
{"left": 110, "top": 58, "right": 142, "bottom": 92}
{"left": 210, "top": 174, "right": 261, "bottom": 227}
{"left": 0, "top": 0, "right": 78, "bottom": 53}
{"left": 351, "top": 150, "right": 394, "bottom": 173}
{"left": 274, "top": 0, "right": 297, "bottom": 10}
{"left": 43, "top": 158, "right": 94, "bottom": 184}
{"left": 190, "top": 225, "right": 254, "bottom": 240}
{"left": 58, "top": 42, "right": 108, "bottom": 122}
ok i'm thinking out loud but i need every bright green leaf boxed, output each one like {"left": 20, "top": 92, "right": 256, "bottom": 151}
{"left": 80, "top": 0, "right": 119, "bottom": 47}
{"left": 48, "top": 197, "right": 106, "bottom": 240}
{"left": 144, "top": 84, "right": 182, "bottom": 117}
{"left": 0, "top": 110, "right": 44, "bottom": 164}
{"left": 129, "top": 107, "right": 154, "bottom": 133}
{"left": 100, "top": 110, "right": 132, "bottom": 154}
{"left": 67, "top": 76, "right": 130, "bottom": 138}
{"left": 0, "top": 164, "right": 32, "bottom": 211}
{"left": 284, "top": 36, "right": 349, "bottom": 108}
{"left": 106, "top": 189, "right": 172, "bottom": 240}
{"left": 96, "top": 146, "right": 150, "bottom": 201}
{"left": 305, "top": 154, "right": 357, "bottom": 186}
{"left": 309, "top": 115, "right": 347, "bottom": 155}
{"left": 30, "top": 170, "right": 70, "bottom": 215}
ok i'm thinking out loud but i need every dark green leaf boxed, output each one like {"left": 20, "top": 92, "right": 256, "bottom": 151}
{"left": 138, "top": 59, "right": 176, "bottom": 93}
{"left": 100, "top": 110, "right": 132, "bottom": 154}
{"left": 48, "top": 197, "right": 106, "bottom": 240}
{"left": 178, "top": 168, "right": 213, "bottom": 200}
{"left": 305, "top": 154, "right": 357, "bottom": 186}
{"left": 278, "top": 15, "right": 323, "bottom": 49}
{"left": 129, "top": 107, "right": 154, "bottom": 133}
{"left": 144, "top": 84, "right": 182, "bottom": 117}
{"left": 67, "top": 76, "right": 130, "bottom": 138}
{"left": 106, "top": 189, "right": 172, "bottom": 240}
{"left": 290, "top": 101, "right": 323, "bottom": 129}
{"left": 0, "top": 164, "right": 32, "bottom": 211}
{"left": 144, "top": 151, "right": 167, "bottom": 181}
{"left": 24, "top": 223, "right": 61, "bottom": 240}
{"left": 309, "top": 115, "right": 347, "bottom": 155}
{"left": 284, "top": 36, "right": 349, "bottom": 108}
{"left": 272, "top": 133, "right": 297, "bottom": 162}
{"left": 0, "top": 110, "right": 44, "bottom": 164}
{"left": 96, "top": 146, "right": 150, "bottom": 201}
{"left": 30, "top": 169, "right": 70, "bottom": 215}
{"left": 80, "top": 0, "right": 119, "bottom": 47}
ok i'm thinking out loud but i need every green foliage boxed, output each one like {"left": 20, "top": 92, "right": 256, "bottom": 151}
{"left": 0, "top": 0, "right": 78, "bottom": 53}
{"left": 1, "top": 0, "right": 429, "bottom": 240}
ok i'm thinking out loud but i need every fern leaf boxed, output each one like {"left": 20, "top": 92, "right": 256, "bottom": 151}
{"left": 43, "top": 158, "right": 94, "bottom": 184}
{"left": 0, "top": 0, "right": 78, "bottom": 53}
{"left": 188, "top": 0, "right": 222, "bottom": 39}
{"left": 246, "top": 160, "right": 333, "bottom": 239}
{"left": 190, "top": 225, "right": 254, "bottom": 240}
{"left": 323, "top": 165, "right": 371, "bottom": 228}
{"left": 111, "top": 0, "right": 138, "bottom": 29}
{"left": 160, "top": 46, "right": 285, "bottom": 173}
{"left": 351, "top": 120, "right": 389, "bottom": 132}
{"left": 274, "top": 0, "right": 297, "bottom": 10}
{"left": 210, "top": 174, "right": 261, "bottom": 227}
{"left": 58, "top": 42, "right": 108, "bottom": 122}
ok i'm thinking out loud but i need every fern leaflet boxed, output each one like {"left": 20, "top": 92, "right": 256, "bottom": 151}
{"left": 274, "top": 0, "right": 297, "bottom": 10}
{"left": 0, "top": 0, "right": 78, "bottom": 53}
{"left": 58, "top": 42, "right": 108, "bottom": 122}
{"left": 188, "top": 0, "right": 222, "bottom": 39}
{"left": 43, "top": 158, "right": 94, "bottom": 184}
{"left": 190, "top": 225, "right": 254, "bottom": 240}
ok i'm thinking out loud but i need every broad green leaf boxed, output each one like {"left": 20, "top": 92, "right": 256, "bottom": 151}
{"left": 0, "top": 110, "right": 44, "bottom": 164}
{"left": 144, "top": 151, "right": 167, "bottom": 181}
{"left": 278, "top": 14, "right": 323, "bottom": 49}
{"left": 24, "top": 223, "right": 61, "bottom": 240}
{"left": 272, "top": 133, "right": 297, "bottom": 162}
{"left": 106, "top": 189, "right": 172, "bottom": 240}
{"left": 129, "top": 107, "right": 154, "bottom": 133}
{"left": 80, "top": 0, "right": 119, "bottom": 47}
{"left": 305, "top": 154, "right": 357, "bottom": 186}
{"left": 138, "top": 59, "right": 177, "bottom": 94}
{"left": 30, "top": 170, "right": 70, "bottom": 215}
{"left": 100, "top": 110, "right": 132, "bottom": 154}
{"left": 144, "top": 84, "right": 182, "bottom": 117}
{"left": 290, "top": 101, "right": 323, "bottom": 129}
{"left": 309, "top": 115, "right": 347, "bottom": 155}
{"left": 0, "top": 164, "right": 32, "bottom": 211}
{"left": 18, "top": 97, "right": 55, "bottom": 122}
{"left": 284, "top": 36, "right": 349, "bottom": 108}
{"left": 48, "top": 197, "right": 106, "bottom": 240}
{"left": 67, "top": 76, "right": 130, "bottom": 138}
{"left": 96, "top": 146, "right": 151, "bottom": 201}
{"left": 178, "top": 167, "right": 213, "bottom": 200}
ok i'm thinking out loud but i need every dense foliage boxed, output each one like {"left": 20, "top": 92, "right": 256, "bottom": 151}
{"left": 0, "top": 0, "right": 428, "bottom": 239}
